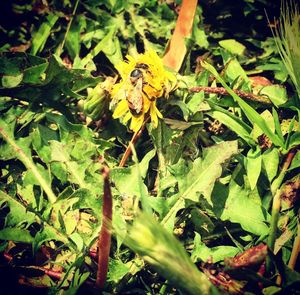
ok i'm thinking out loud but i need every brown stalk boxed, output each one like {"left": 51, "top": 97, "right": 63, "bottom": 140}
{"left": 3, "top": 253, "right": 62, "bottom": 280}
{"left": 189, "top": 86, "right": 272, "bottom": 104}
{"left": 118, "top": 116, "right": 150, "bottom": 167}
{"left": 288, "top": 220, "right": 300, "bottom": 270}
{"left": 163, "top": 0, "right": 198, "bottom": 71}
{"left": 95, "top": 166, "right": 113, "bottom": 289}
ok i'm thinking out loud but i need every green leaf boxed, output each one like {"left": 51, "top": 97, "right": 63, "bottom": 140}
{"left": 191, "top": 233, "right": 239, "bottom": 263}
{"left": 0, "top": 124, "right": 57, "bottom": 203}
{"left": 161, "top": 141, "right": 238, "bottom": 230}
{"left": 23, "top": 62, "right": 48, "bottom": 84}
{"left": 110, "top": 150, "right": 155, "bottom": 198}
{"left": 2, "top": 73, "right": 23, "bottom": 88}
{"left": 123, "top": 213, "right": 219, "bottom": 295}
{"left": 220, "top": 181, "right": 270, "bottom": 236}
{"left": 107, "top": 259, "right": 129, "bottom": 282}
{"left": 209, "top": 104, "right": 255, "bottom": 145}
{"left": 219, "top": 39, "right": 246, "bottom": 56}
{"left": 0, "top": 190, "right": 70, "bottom": 251}
{"left": 0, "top": 228, "right": 33, "bottom": 243}
{"left": 69, "top": 233, "right": 84, "bottom": 251}
{"left": 289, "top": 150, "right": 300, "bottom": 170}
{"left": 0, "top": 190, "right": 35, "bottom": 226}
{"left": 65, "top": 16, "right": 85, "bottom": 59}
{"left": 31, "top": 14, "right": 59, "bottom": 55}
{"left": 259, "top": 85, "right": 288, "bottom": 106}
{"left": 245, "top": 147, "right": 262, "bottom": 190}
{"left": 0, "top": 56, "right": 23, "bottom": 76}
{"left": 223, "top": 58, "right": 250, "bottom": 87}
{"left": 262, "top": 148, "right": 279, "bottom": 182}
{"left": 202, "top": 62, "right": 284, "bottom": 148}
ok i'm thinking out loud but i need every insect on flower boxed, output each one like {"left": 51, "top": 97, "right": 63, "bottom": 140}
{"left": 126, "top": 63, "right": 150, "bottom": 116}
{"left": 111, "top": 50, "right": 177, "bottom": 132}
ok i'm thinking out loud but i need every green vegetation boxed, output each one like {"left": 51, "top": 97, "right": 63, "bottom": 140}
{"left": 0, "top": 1, "right": 299, "bottom": 294}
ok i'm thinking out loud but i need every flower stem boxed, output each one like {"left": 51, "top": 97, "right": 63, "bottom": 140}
{"left": 288, "top": 217, "right": 300, "bottom": 270}
{"left": 96, "top": 166, "right": 113, "bottom": 289}
{"left": 189, "top": 86, "right": 271, "bottom": 104}
{"left": 118, "top": 117, "right": 149, "bottom": 167}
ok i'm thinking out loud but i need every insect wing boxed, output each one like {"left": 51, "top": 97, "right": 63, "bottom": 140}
{"left": 127, "top": 78, "right": 144, "bottom": 115}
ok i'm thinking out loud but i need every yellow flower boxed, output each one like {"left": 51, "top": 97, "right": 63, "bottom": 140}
{"left": 111, "top": 50, "right": 176, "bottom": 132}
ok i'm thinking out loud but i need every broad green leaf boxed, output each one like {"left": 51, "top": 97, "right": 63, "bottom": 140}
{"left": 0, "top": 190, "right": 35, "bottom": 226}
{"left": 256, "top": 58, "right": 288, "bottom": 82}
{"left": 191, "top": 233, "right": 239, "bottom": 263}
{"left": 220, "top": 182, "right": 270, "bottom": 236}
{"left": 131, "top": 145, "right": 152, "bottom": 214}
{"left": 33, "top": 226, "right": 70, "bottom": 253}
{"left": 2, "top": 73, "right": 23, "bottom": 88}
{"left": 110, "top": 150, "right": 155, "bottom": 198}
{"left": 192, "top": 10, "right": 209, "bottom": 49}
{"left": 164, "top": 118, "right": 202, "bottom": 131}
{"left": 23, "top": 62, "right": 48, "bottom": 84}
{"left": 107, "top": 259, "right": 129, "bottom": 282}
{"left": 161, "top": 141, "right": 238, "bottom": 230}
{"left": 169, "top": 100, "right": 191, "bottom": 121}
{"left": 0, "top": 228, "right": 33, "bottom": 243}
{"left": 262, "top": 148, "right": 279, "bottom": 182}
{"left": 150, "top": 121, "right": 189, "bottom": 174}
{"left": 219, "top": 39, "right": 246, "bottom": 56}
{"left": 23, "top": 162, "right": 52, "bottom": 187}
{"left": 259, "top": 85, "right": 288, "bottom": 106}
{"left": 69, "top": 233, "right": 84, "bottom": 252}
{"left": 287, "top": 131, "right": 300, "bottom": 149}
{"left": 223, "top": 58, "right": 250, "bottom": 87}
{"left": 191, "top": 208, "right": 215, "bottom": 236}
{"left": 49, "top": 140, "right": 91, "bottom": 188}
{"left": 245, "top": 147, "right": 262, "bottom": 190}
{"left": 16, "top": 184, "right": 38, "bottom": 209}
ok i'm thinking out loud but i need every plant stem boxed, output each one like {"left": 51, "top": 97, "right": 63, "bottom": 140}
{"left": 96, "top": 166, "right": 113, "bottom": 289}
{"left": 0, "top": 128, "right": 57, "bottom": 204}
{"left": 267, "top": 148, "right": 297, "bottom": 273}
{"left": 56, "top": 0, "right": 80, "bottom": 56}
{"left": 118, "top": 117, "right": 149, "bottom": 167}
{"left": 4, "top": 253, "right": 63, "bottom": 280}
{"left": 288, "top": 218, "right": 300, "bottom": 270}
{"left": 268, "top": 149, "right": 297, "bottom": 250}
{"left": 190, "top": 86, "right": 272, "bottom": 104}
{"left": 268, "top": 189, "right": 282, "bottom": 252}
{"left": 156, "top": 120, "right": 167, "bottom": 197}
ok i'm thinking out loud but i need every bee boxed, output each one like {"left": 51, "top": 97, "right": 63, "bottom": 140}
{"left": 125, "top": 63, "right": 150, "bottom": 116}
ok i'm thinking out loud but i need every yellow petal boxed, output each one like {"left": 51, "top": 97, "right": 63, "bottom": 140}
{"left": 150, "top": 103, "right": 159, "bottom": 128}
{"left": 113, "top": 100, "right": 128, "bottom": 119}
{"left": 130, "top": 114, "right": 144, "bottom": 132}
{"left": 143, "top": 96, "right": 151, "bottom": 113}
{"left": 123, "top": 112, "right": 132, "bottom": 123}
{"left": 155, "top": 105, "right": 163, "bottom": 119}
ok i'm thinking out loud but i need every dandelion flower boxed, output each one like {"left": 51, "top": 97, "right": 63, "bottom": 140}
{"left": 111, "top": 50, "right": 176, "bottom": 132}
